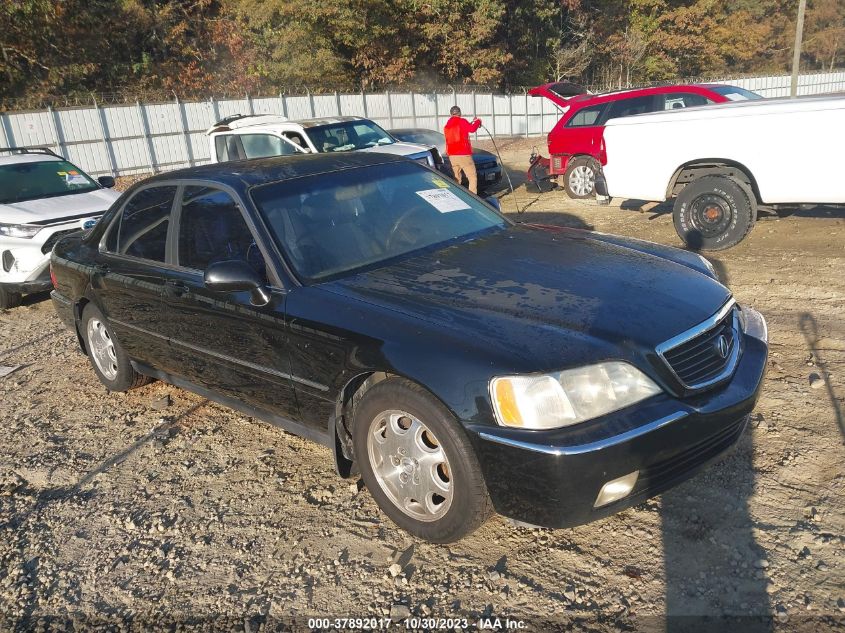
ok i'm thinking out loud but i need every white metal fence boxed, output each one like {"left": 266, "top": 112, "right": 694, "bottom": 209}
{"left": 1, "top": 70, "right": 843, "bottom": 177}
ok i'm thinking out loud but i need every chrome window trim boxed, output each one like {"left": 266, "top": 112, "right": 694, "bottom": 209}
{"left": 656, "top": 298, "right": 741, "bottom": 391}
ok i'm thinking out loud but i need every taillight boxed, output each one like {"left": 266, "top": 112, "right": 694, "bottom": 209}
{"left": 50, "top": 264, "right": 58, "bottom": 289}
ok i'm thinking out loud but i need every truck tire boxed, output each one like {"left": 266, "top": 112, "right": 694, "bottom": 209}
{"left": 0, "top": 286, "right": 23, "bottom": 310}
{"left": 673, "top": 175, "right": 756, "bottom": 251}
{"left": 563, "top": 156, "right": 599, "bottom": 199}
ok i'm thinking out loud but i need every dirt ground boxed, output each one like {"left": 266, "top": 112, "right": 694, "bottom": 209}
{"left": 1, "top": 139, "right": 843, "bottom": 632}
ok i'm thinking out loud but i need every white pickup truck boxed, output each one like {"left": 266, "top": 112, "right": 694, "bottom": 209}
{"left": 596, "top": 95, "right": 845, "bottom": 250}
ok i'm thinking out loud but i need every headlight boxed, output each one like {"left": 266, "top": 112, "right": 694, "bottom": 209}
{"left": 490, "top": 361, "right": 661, "bottom": 429}
{"left": 0, "top": 223, "right": 41, "bottom": 239}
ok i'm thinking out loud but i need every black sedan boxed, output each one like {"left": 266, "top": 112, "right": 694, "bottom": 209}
{"left": 389, "top": 128, "right": 502, "bottom": 191}
{"left": 50, "top": 153, "right": 768, "bottom": 543}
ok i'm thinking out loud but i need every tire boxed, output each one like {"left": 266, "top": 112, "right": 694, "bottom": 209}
{"left": 81, "top": 303, "right": 150, "bottom": 391}
{"left": 0, "top": 286, "right": 22, "bottom": 310}
{"left": 673, "top": 175, "right": 756, "bottom": 251}
{"left": 563, "top": 156, "right": 599, "bottom": 199}
{"left": 352, "top": 377, "right": 492, "bottom": 543}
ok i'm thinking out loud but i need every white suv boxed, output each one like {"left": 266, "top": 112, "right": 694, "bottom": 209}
{"left": 0, "top": 148, "right": 120, "bottom": 309}
{"left": 206, "top": 114, "right": 440, "bottom": 167}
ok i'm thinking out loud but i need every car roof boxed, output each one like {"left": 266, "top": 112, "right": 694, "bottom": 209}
{"left": 140, "top": 151, "right": 407, "bottom": 190}
{"left": 0, "top": 153, "right": 64, "bottom": 166}
{"left": 577, "top": 83, "right": 718, "bottom": 103}
{"left": 206, "top": 115, "right": 368, "bottom": 136}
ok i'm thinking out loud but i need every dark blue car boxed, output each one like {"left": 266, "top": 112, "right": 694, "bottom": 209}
{"left": 50, "top": 153, "right": 768, "bottom": 542}
{"left": 390, "top": 128, "right": 503, "bottom": 191}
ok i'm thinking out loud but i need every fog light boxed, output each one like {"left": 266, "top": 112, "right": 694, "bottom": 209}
{"left": 2, "top": 250, "right": 13, "bottom": 273}
{"left": 594, "top": 471, "right": 639, "bottom": 508}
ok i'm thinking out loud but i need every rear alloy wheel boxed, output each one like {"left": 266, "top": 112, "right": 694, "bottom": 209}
{"left": 0, "top": 286, "right": 22, "bottom": 310}
{"left": 674, "top": 175, "right": 756, "bottom": 251}
{"left": 82, "top": 304, "right": 150, "bottom": 391}
{"left": 563, "top": 156, "right": 599, "bottom": 199}
{"left": 352, "top": 378, "right": 492, "bottom": 542}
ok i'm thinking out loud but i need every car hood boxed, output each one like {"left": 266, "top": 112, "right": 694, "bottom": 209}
{"left": 360, "top": 142, "right": 432, "bottom": 158}
{"left": 323, "top": 225, "right": 731, "bottom": 371}
{"left": 471, "top": 148, "right": 498, "bottom": 163}
{"left": 0, "top": 189, "right": 120, "bottom": 225}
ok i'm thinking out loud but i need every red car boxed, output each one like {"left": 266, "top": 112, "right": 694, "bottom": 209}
{"left": 528, "top": 82, "right": 762, "bottom": 198}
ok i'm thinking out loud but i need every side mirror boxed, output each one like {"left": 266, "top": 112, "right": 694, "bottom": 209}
{"left": 204, "top": 260, "right": 270, "bottom": 306}
{"left": 484, "top": 196, "right": 501, "bottom": 212}
{"left": 98, "top": 175, "right": 116, "bottom": 188}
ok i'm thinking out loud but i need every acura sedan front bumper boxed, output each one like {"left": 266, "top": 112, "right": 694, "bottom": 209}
{"left": 466, "top": 307, "right": 768, "bottom": 529}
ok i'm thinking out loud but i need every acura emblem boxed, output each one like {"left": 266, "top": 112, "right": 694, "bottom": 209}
{"left": 716, "top": 335, "right": 729, "bottom": 359}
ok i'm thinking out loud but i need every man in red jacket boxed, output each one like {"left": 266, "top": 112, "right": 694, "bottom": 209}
{"left": 444, "top": 105, "right": 482, "bottom": 194}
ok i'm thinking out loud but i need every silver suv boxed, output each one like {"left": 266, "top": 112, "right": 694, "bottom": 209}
{"left": 206, "top": 115, "right": 440, "bottom": 167}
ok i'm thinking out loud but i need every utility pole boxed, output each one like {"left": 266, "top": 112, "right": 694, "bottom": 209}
{"left": 790, "top": 0, "right": 807, "bottom": 97}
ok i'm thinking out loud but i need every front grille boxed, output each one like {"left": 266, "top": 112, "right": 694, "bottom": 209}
{"left": 657, "top": 301, "right": 740, "bottom": 390}
{"left": 41, "top": 229, "right": 78, "bottom": 254}
{"left": 476, "top": 160, "right": 497, "bottom": 170}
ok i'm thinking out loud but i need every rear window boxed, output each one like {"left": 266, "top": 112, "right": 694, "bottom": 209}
{"left": 566, "top": 104, "right": 606, "bottom": 127}
{"left": 107, "top": 186, "right": 176, "bottom": 262}
{"left": 709, "top": 86, "right": 763, "bottom": 101}
{"left": 0, "top": 160, "right": 98, "bottom": 204}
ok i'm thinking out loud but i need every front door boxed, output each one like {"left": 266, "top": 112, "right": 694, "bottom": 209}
{"left": 159, "top": 184, "right": 299, "bottom": 421}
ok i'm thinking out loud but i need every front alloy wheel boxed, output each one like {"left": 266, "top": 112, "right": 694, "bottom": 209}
{"left": 352, "top": 378, "right": 492, "bottom": 542}
{"left": 367, "top": 410, "right": 453, "bottom": 521}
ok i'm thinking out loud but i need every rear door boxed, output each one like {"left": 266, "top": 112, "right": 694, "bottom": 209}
{"left": 93, "top": 184, "right": 178, "bottom": 369}
{"left": 555, "top": 103, "right": 609, "bottom": 166}
{"left": 601, "top": 94, "right": 662, "bottom": 123}
{"left": 158, "top": 184, "right": 300, "bottom": 420}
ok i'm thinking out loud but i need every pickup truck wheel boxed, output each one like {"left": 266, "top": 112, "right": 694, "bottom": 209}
{"left": 352, "top": 377, "right": 492, "bottom": 543}
{"left": 564, "top": 156, "right": 599, "bottom": 199}
{"left": 674, "top": 175, "right": 756, "bottom": 251}
{"left": 0, "top": 286, "right": 23, "bottom": 310}
{"left": 82, "top": 304, "right": 150, "bottom": 391}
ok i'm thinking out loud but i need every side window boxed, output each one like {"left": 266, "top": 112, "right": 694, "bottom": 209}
{"left": 109, "top": 186, "right": 176, "bottom": 261}
{"left": 240, "top": 133, "right": 298, "bottom": 159}
{"left": 604, "top": 96, "right": 658, "bottom": 121}
{"left": 282, "top": 132, "right": 308, "bottom": 149}
{"left": 177, "top": 186, "right": 268, "bottom": 281}
{"left": 663, "top": 93, "right": 713, "bottom": 110}
{"left": 214, "top": 135, "right": 246, "bottom": 162}
{"left": 566, "top": 104, "right": 606, "bottom": 127}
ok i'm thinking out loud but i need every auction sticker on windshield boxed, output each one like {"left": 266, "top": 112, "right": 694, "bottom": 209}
{"left": 416, "top": 188, "right": 471, "bottom": 213}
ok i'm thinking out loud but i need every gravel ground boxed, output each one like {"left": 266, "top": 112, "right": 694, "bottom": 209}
{"left": 1, "top": 140, "right": 844, "bottom": 631}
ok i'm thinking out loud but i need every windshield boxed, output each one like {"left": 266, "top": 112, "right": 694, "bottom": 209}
{"left": 392, "top": 130, "right": 444, "bottom": 149}
{"left": 251, "top": 161, "right": 507, "bottom": 283}
{"left": 710, "top": 86, "right": 763, "bottom": 101}
{"left": 307, "top": 120, "right": 395, "bottom": 152}
{"left": 0, "top": 160, "right": 99, "bottom": 204}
